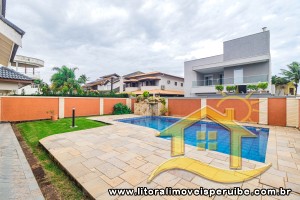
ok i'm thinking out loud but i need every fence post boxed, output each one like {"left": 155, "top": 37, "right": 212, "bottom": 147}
{"left": 0, "top": 97, "right": 2, "bottom": 122}
{"left": 286, "top": 98, "right": 298, "bottom": 127}
{"left": 59, "top": 97, "right": 65, "bottom": 119}
{"left": 100, "top": 98, "right": 104, "bottom": 115}
{"left": 259, "top": 98, "right": 268, "bottom": 125}
{"left": 201, "top": 98, "right": 206, "bottom": 108}
{"left": 126, "top": 98, "right": 131, "bottom": 110}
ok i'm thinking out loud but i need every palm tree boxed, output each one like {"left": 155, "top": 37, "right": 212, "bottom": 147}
{"left": 78, "top": 74, "right": 89, "bottom": 85}
{"left": 271, "top": 75, "right": 289, "bottom": 96}
{"left": 50, "top": 66, "right": 84, "bottom": 95}
{"left": 281, "top": 62, "right": 300, "bottom": 96}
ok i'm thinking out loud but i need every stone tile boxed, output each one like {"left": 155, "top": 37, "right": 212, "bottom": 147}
{"left": 120, "top": 169, "right": 147, "bottom": 186}
{"left": 144, "top": 154, "right": 166, "bottom": 165}
{"left": 260, "top": 173, "right": 285, "bottom": 188}
{"left": 278, "top": 159, "right": 297, "bottom": 169}
{"left": 82, "top": 157, "right": 105, "bottom": 169}
{"left": 96, "top": 163, "right": 124, "bottom": 179}
{"left": 100, "top": 174, "right": 124, "bottom": 187}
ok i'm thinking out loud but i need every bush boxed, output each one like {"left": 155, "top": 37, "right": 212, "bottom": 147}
{"left": 247, "top": 84, "right": 258, "bottom": 91}
{"left": 143, "top": 91, "right": 150, "bottom": 98}
{"left": 113, "top": 103, "right": 132, "bottom": 115}
{"left": 215, "top": 85, "right": 224, "bottom": 92}
{"left": 160, "top": 106, "right": 168, "bottom": 116}
{"left": 257, "top": 82, "right": 268, "bottom": 91}
{"left": 160, "top": 97, "right": 166, "bottom": 106}
{"left": 226, "top": 85, "right": 236, "bottom": 92}
{"left": 136, "top": 95, "right": 144, "bottom": 102}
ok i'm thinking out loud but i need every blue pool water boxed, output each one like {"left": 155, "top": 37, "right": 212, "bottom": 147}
{"left": 118, "top": 116, "right": 269, "bottom": 163}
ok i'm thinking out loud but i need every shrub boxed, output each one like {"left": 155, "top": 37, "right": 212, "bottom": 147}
{"left": 247, "top": 84, "right": 258, "bottom": 91}
{"left": 143, "top": 91, "right": 150, "bottom": 98}
{"left": 226, "top": 85, "right": 236, "bottom": 92}
{"left": 160, "top": 106, "right": 168, "bottom": 116}
{"left": 113, "top": 103, "right": 132, "bottom": 115}
{"left": 215, "top": 85, "right": 224, "bottom": 92}
{"left": 160, "top": 97, "right": 166, "bottom": 106}
{"left": 136, "top": 95, "right": 144, "bottom": 102}
{"left": 257, "top": 82, "right": 268, "bottom": 91}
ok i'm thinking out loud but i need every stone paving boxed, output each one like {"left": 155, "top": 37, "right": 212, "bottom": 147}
{"left": 39, "top": 115, "right": 300, "bottom": 200}
{"left": 0, "top": 123, "right": 44, "bottom": 200}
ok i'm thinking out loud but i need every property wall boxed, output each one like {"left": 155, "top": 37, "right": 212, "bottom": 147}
{"left": 207, "top": 99, "right": 259, "bottom": 123}
{"left": 268, "top": 98, "right": 286, "bottom": 126}
{"left": 103, "top": 98, "right": 127, "bottom": 114}
{"left": 64, "top": 98, "right": 100, "bottom": 117}
{"left": 168, "top": 99, "right": 201, "bottom": 116}
{"left": 0, "top": 97, "right": 59, "bottom": 121}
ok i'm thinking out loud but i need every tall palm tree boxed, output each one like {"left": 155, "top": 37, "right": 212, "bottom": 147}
{"left": 78, "top": 74, "right": 89, "bottom": 85}
{"left": 51, "top": 66, "right": 83, "bottom": 95}
{"left": 281, "top": 62, "right": 300, "bottom": 96}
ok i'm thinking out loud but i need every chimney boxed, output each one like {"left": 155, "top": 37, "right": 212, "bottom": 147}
{"left": 262, "top": 27, "right": 267, "bottom": 32}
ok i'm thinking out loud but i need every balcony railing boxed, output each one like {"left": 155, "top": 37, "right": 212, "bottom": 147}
{"left": 192, "top": 74, "right": 269, "bottom": 87}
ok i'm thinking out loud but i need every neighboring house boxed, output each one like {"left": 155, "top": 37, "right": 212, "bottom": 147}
{"left": 0, "top": 0, "right": 34, "bottom": 94}
{"left": 124, "top": 71, "right": 184, "bottom": 96}
{"left": 184, "top": 29, "right": 271, "bottom": 97}
{"left": 272, "top": 82, "right": 296, "bottom": 96}
{"left": 85, "top": 71, "right": 144, "bottom": 93}
{"left": 10, "top": 55, "right": 45, "bottom": 94}
{"left": 85, "top": 73, "right": 122, "bottom": 92}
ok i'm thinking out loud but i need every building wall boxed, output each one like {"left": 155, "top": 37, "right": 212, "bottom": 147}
{"left": 223, "top": 31, "right": 270, "bottom": 61}
{"left": 158, "top": 75, "right": 184, "bottom": 91}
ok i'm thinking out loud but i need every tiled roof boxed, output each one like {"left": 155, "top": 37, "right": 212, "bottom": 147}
{"left": 0, "top": 66, "right": 33, "bottom": 81}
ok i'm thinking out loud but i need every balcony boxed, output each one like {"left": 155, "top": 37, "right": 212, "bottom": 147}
{"left": 192, "top": 74, "right": 269, "bottom": 87}
{"left": 13, "top": 55, "right": 44, "bottom": 68}
{"left": 140, "top": 86, "right": 160, "bottom": 91}
{"left": 125, "top": 87, "right": 139, "bottom": 92}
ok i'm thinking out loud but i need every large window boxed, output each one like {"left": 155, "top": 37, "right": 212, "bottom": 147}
{"left": 204, "top": 75, "right": 213, "bottom": 86}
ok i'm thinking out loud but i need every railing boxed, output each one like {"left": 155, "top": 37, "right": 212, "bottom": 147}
{"left": 14, "top": 55, "right": 44, "bottom": 68}
{"left": 192, "top": 74, "right": 269, "bottom": 87}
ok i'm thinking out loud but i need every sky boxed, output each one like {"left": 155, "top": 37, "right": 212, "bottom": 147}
{"left": 6, "top": 0, "right": 300, "bottom": 83}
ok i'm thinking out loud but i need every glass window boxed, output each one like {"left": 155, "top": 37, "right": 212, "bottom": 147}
{"left": 175, "top": 82, "right": 177, "bottom": 86}
{"left": 167, "top": 80, "right": 171, "bottom": 84}
{"left": 181, "top": 83, "right": 183, "bottom": 87}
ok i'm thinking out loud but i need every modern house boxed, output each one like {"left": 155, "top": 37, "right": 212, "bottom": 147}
{"left": 0, "top": 0, "right": 34, "bottom": 95}
{"left": 184, "top": 29, "right": 271, "bottom": 97}
{"left": 124, "top": 71, "right": 184, "bottom": 96}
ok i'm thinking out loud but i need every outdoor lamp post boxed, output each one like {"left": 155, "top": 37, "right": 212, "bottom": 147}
{"left": 71, "top": 107, "right": 77, "bottom": 128}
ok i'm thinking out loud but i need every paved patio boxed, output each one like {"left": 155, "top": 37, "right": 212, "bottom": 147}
{"left": 0, "top": 123, "right": 44, "bottom": 200}
{"left": 39, "top": 115, "right": 300, "bottom": 199}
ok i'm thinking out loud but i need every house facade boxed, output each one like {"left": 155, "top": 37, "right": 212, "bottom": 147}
{"left": 85, "top": 73, "right": 123, "bottom": 92}
{"left": 124, "top": 71, "right": 184, "bottom": 96}
{"left": 184, "top": 30, "right": 271, "bottom": 97}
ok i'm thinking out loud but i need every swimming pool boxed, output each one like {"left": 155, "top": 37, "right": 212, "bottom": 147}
{"left": 117, "top": 116, "right": 269, "bottom": 163}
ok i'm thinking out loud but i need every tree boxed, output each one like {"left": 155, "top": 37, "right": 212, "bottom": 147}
{"left": 50, "top": 66, "right": 85, "bottom": 95}
{"left": 281, "top": 62, "right": 300, "bottom": 96}
{"left": 78, "top": 74, "right": 89, "bottom": 85}
{"left": 271, "top": 75, "right": 289, "bottom": 96}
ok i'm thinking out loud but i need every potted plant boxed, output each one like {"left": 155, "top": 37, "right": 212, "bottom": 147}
{"left": 215, "top": 85, "right": 224, "bottom": 94}
{"left": 47, "top": 110, "right": 58, "bottom": 121}
{"left": 258, "top": 82, "right": 268, "bottom": 93}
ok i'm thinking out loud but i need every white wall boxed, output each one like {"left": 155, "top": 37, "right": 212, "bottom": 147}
{"left": 184, "top": 61, "right": 198, "bottom": 97}
{"left": 158, "top": 75, "right": 184, "bottom": 91}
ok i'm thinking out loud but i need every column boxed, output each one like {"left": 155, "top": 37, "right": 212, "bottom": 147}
{"left": 259, "top": 98, "right": 268, "bottom": 125}
{"left": 286, "top": 98, "right": 299, "bottom": 127}
{"left": 58, "top": 97, "right": 65, "bottom": 119}
{"left": 100, "top": 98, "right": 104, "bottom": 115}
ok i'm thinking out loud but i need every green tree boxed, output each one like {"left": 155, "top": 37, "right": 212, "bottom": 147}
{"left": 50, "top": 66, "right": 85, "bottom": 95}
{"left": 281, "top": 62, "right": 300, "bottom": 96}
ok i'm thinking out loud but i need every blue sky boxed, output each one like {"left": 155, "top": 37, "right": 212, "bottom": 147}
{"left": 6, "top": 0, "right": 300, "bottom": 82}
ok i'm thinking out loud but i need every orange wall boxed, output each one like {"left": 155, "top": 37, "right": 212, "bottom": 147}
{"left": 1, "top": 97, "right": 59, "bottom": 122}
{"left": 207, "top": 99, "right": 259, "bottom": 123}
{"left": 131, "top": 98, "right": 136, "bottom": 113}
{"left": 268, "top": 98, "right": 286, "bottom": 126}
{"left": 168, "top": 99, "right": 201, "bottom": 117}
{"left": 104, "top": 98, "right": 127, "bottom": 114}
{"left": 64, "top": 98, "right": 100, "bottom": 117}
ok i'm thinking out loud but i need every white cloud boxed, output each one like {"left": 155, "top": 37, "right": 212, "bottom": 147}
{"left": 5, "top": 0, "right": 300, "bottom": 83}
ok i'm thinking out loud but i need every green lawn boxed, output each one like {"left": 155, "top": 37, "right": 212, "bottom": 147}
{"left": 16, "top": 117, "right": 107, "bottom": 200}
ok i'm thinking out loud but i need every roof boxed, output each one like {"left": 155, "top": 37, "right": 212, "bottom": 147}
{"left": 125, "top": 71, "right": 184, "bottom": 80}
{"left": 131, "top": 89, "right": 184, "bottom": 95}
{"left": 0, "top": 15, "right": 25, "bottom": 36}
{"left": 123, "top": 71, "right": 144, "bottom": 78}
{"left": 0, "top": 66, "right": 33, "bottom": 81}
{"left": 100, "top": 73, "right": 120, "bottom": 79}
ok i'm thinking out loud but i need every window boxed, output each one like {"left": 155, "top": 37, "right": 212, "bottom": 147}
{"left": 175, "top": 82, "right": 177, "bottom": 86}
{"left": 181, "top": 83, "right": 183, "bottom": 87}
{"left": 167, "top": 80, "right": 171, "bottom": 84}
{"left": 204, "top": 75, "right": 213, "bottom": 86}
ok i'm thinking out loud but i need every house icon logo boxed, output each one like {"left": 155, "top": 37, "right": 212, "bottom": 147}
{"left": 148, "top": 101, "right": 272, "bottom": 183}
